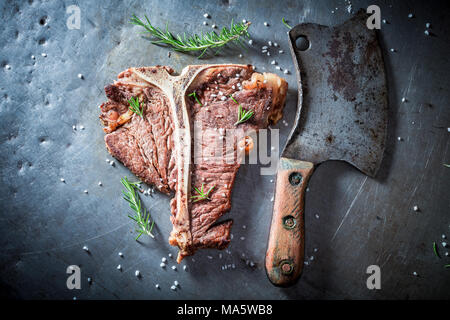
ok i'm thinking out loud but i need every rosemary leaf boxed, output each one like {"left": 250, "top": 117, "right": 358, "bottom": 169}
{"left": 188, "top": 91, "right": 203, "bottom": 106}
{"left": 282, "top": 18, "right": 292, "bottom": 29}
{"left": 444, "top": 164, "right": 450, "bottom": 168}
{"left": 128, "top": 97, "right": 144, "bottom": 118}
{"left": 121, "top": 177, "right": 155, "bottom": 240}
{"left": 445, "top": 265, "right": 450, "bottom": 268}
{"left": 131, "top": 15, "right": 251, "bottom": 58}
{"left": 433, "top": 241, "right": 440, "bottom": 258}
{"left": 191, "top": 184, "right": 215, "bottom": 202}
{"left": 230, "top": 95, "right": 254, "bottom": 125}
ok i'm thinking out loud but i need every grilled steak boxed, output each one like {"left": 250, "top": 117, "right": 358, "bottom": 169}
{"left": 99, "top": 65, "right": 287, "bottom": 262}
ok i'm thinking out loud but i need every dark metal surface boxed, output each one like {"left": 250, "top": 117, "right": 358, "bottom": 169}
{"left": 0, "top": 0, "right": 449, "bottom": 300}
{"left": 284, "top": 10, "right": 387, "bottom": 177}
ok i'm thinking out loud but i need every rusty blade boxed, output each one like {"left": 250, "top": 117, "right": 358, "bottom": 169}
{"left": 284, "top": 10, "right": 388, "bottom": 177}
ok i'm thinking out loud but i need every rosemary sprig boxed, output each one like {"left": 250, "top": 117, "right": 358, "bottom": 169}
{"left": 282, "top": 18, "right": 292, "bottom": 29}
{"left": 128, "top": 97, "right": 144, "bottom": 118}
{"left": 230, "top": 95, "right": 254, "bottom": 125}
{"left": 444, "top": 164, "right": 450, "bottom": 168}
{"left": 188, "top": 91, "right": 202, "bottom": 106}
{"left": 433, "top": 241, "right": 440, "bottom": 258}
{"left": 121, "top": 177, "right": 155, "bottom": 240}
{"left": 130, "top": 15, "right": 251, "bottom": 58}
{"left": 445, "top": 265, "right": 450, "bottom": 268}
{"left": 191, "top": 184, "right": 215, "bottom": 203}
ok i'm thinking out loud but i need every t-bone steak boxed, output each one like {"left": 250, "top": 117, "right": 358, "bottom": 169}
{"left": 99, "top": 64, "right": 288, "bottom": 262}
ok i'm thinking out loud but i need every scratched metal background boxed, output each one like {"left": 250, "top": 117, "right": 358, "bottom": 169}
{"left": 0, "top": 0, "right": 449, "bottom": 299}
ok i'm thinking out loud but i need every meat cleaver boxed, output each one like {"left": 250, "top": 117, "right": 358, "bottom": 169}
{"left": 265, "top": 10, "right": 388, "bottom": 286}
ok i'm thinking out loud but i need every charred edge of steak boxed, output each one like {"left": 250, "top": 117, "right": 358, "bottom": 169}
{"left": 170, "top": 65, "right": 288, "bottom": 262}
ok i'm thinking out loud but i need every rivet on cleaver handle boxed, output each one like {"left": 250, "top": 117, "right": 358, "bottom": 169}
{"left": 265, "top": 157, "right": 313, "bottom": 286}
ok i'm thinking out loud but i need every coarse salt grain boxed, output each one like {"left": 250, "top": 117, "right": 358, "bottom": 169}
{"left": 212, "top": 24, "right": 217, "bottom": 29}
{"left": 203, "top": 13, "right": 210, "bottom": 18}
{"left": 248, "top": 39, "right": 253, "bottom": 45}
{"left": 160, "top": 263, "right": 166, "bottom": 268}
{"left": 118, "top": 252, "right": 123, "bottom": 257}
{"left": 172, "top": 265, "right": 177, "bottom": 270}
{"left": 77, "top": 74, "right": 84, "bottom": 79}
{"left": 117, "top": 264, "right": 122, "bottom": 270}
{"left": 171, "top": 285, "right": 177, "bottom": 291}
{"left": 60, "top": 178, "right": 65, "bottom": 182}
{"left": 83, "top": 246, "right": 89, "bottom": 252}
{"left": 413, "top": 205, "right": 419, "bottom": 211}
{"left": 135, "top": 270, "right": 140, "bottom": 277}
{"left": 264, "top": 22, "right": 269, "bottom": 26}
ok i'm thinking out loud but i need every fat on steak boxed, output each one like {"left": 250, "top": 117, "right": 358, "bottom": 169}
{"left": 99, "top": 65, "right": 287, "bottom": 262}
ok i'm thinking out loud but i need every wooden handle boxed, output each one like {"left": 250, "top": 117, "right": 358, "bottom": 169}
{"left": 265, "top": 157, "right": 314, "bottom": 287}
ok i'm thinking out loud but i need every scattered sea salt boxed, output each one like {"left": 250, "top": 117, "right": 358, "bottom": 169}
{"left": 155, "top": 284, "right": 160, "bottom": 289}
{"left": 135, "top": 270, "right": 140, "bottom": 277}
{"left": 315, "top": 214, "right": 320, "bottom": 219}
{"left": 160, "top": 263, "right": 166, "bottom": 268}
{"left": 117, "top": 264, "right": 122, "bottom": 270}
{"left": 162, "top": 257, "right": 167, "bottom": 263}
{"left": 203, "top": 13, "right": 210, "bottom": 18}
{"left": 98, "top": 181, "right": 102, "bottom": 186}
{"left": 60, "top": 178, "right": 65, "bottom": 182}
{"left": 408, "top": 13, "right": 414, "bottom": 18}
{"left": 183, "top": 265, "right": 187, "bottom": 271}
{"left": 118, "top": 252, "right": 123, "bottom": 257}
{"left": 283, "top": 69, "right": 289, "bottom": 74}
{"left": 412, "top": 271, "right": 418, "bottom": 276}
{"left": 212, "top": 24, "right": 217, "bottom": 29}
{"left": 424, "top": 30, "right": 430, "bottom": 36}
{"left": 171, "top": 285, "right": 177, "bottom": 291}
{"left": 77, "top": 73, "right": 84, "bottom": 79}
{"left": 41, "top": 53, "right": 47, "bottom": 57}
{"left": 172, "top": 265, "right": 177, "bottom": 271}
{"left": 279, "top": 50, "right": 284, "bottom": 54}
{"left": 203, "top": 21, "right": 207, "bottom": 26}
{"left": 174, "top": 280, "right": 179, "bottom": 287}
{"left": 83, "top": 245, "right": 89, "bottom": 252}
{"left": 264, "top": 22, "right": 269, "bottom": 26}
{"left": 413, "top": 205, "right": 419, "bottom": 211}
{"left": 248, "top": 39, "right": 253, "bottom": 45}
{"left": 84, "top": 190, "right": 88, "bottom": 194}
